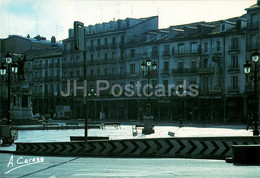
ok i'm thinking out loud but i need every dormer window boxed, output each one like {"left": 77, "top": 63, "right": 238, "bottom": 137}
{"left": 221, "top": 24, "right": 226, "bottom": 32}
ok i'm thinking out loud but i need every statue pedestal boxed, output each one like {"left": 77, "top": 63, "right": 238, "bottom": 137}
{"left": 10, "top": 80, "right": 33, "bottom": 121}
{"left": 142, "top": 116, "right": 154, "bottom": 134}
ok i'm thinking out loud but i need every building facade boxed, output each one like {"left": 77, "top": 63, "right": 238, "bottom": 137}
{"left": 20, "top": 1, "right": 259, "bottom": 122}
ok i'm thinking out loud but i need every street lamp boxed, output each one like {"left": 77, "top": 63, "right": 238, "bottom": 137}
{"left": 88, "top": 88, "right": 97, "bottom": 121}
{"left": 0, "top": 52, "right": 18, "bottom": 125}
{"left": 243, "top": 49, "right": 260, "bottom": 136}
{"left": 141, "top": 58, "right": 157, "bottom": 116}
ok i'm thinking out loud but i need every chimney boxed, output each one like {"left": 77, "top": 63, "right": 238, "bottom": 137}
{"left": 51, "top": 36, "right": 56, "bottom": 43}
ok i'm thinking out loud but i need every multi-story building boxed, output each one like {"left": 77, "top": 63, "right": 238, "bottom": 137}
{"left": 18, "top": 1, "right": 260, "bottom": 122}
{"left": 25, "top": 48, "right": 63, "bottom": 115}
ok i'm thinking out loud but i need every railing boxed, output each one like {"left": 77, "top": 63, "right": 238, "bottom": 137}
{"left": 198, "top": 67, "right": 214, "bottom": 74}
{"left": 161, "top": 51, "right": 171, "bottom": 58}
{"left": 150, "top": 51, "right": 159, "bottom": 58}
{"left": 62, "top": 63, "right": 72, "bottom": 68}
{"left": 126, "top": 53, "right": 140, "bottom": 60}
{"left": 110, "top": 43, "right": 117, "bottom": 49}
{"left": 228, "top": 45, "right": 240, "bottom": 52}
{"left": 172, "top": 68, "right": 198, "bottom": 75}
{"left": 228, "top": 86, "right": 240, "bottom": 93}
{"left": 175, "top": 51, "right": 200, "bottom": 56}
{"left": 87, "top": 46, "right": 95, "bottom": 51}
{"left": 161, "top": 70, "right": 170, "bottom": 76}
{"left": 228, "top": 65, "right": 240, "bottom": 72}
{"left": 101, "top": 44, "right": 109, "bottom": 49}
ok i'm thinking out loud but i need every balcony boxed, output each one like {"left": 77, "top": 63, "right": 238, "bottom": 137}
{"left": 150, "top": 51, "right": 158, "bottom": 58}
{"left": 212, "top": 47, "right": 222, "bottom": 54}
{"left": 198, "top": 67, "right": 214, "bottom": 75}
{"left": 118, "top": 42, "right": 125, "bottom": 49}
{"left": 101, "top": 44, "right": 109, "bottom": 50}
{"left": 110, "top": 43, "right": 117, "bottom": 49}
{"left": 174, "top": 50, "right": 200, "bottom": 57}
{"left": 55, "top": 63, "right": 60, "bottom": 67}
{"left": 33, "top": 65, "right": 41, "bottom": 69}
{"left": 126, "top": 53, "right": 140, "bottom": 60}
{"left": 95, "top": 45, "right": 101, "bottom": 51}
{"left": 161, "top": 51, "right": 171, "bottom": 58}
{"left": 228, "top": 65, "right": 240, "bottom": 73}
{"left": 87, "top": 46, "right": 95, "bottom": 51}
{"left": 228, "top": 45, "right": 240, "bottom": 53}
{"left": 172, "top": 68, "right": 198, "bottom": 75}
{"left": 126, "top": 71, "right": 141, "bottom": 78}
{"left": 228, "top": 86, "right": 240, "bottom": 93}
{"left": 49, "top": 63, "right": 54, "bottom": 68}
{"left": 161, "top": 70, "right": 170, "bottom": 76}
{"left": 212, "top": 86, "right": 222, "bottom": 93}
{"left": 73, "top": 61, "right": 84, "bottom": 67}
{"left": 62, "top": 63, "right": 72, "bottom": 68}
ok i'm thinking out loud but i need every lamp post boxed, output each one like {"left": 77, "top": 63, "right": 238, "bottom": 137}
{"left": 141, "top": 58, "right": 157, "bottom": 116}
{"left": 0, "top": 52, "right": 18, "bottom": 125}
{"left": 243, "top": 49, "right": 260, "bottom": 136}
{"left": 88, "top": 88, "right": 97, "bottom": 121}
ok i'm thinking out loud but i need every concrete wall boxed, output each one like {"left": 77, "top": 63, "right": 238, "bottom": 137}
{"left": 16, "top": 136, "right": 260, "bottom": 159}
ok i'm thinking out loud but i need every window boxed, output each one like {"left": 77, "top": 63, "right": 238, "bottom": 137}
{"left": 178, "top": 44, "right": 184, "bottom": 54}
{"left": 120, "top": 51, "right": 125, "bottom": 60}
{"left": 163, "top": 80, "right": 168, "bottom": 91}
{"left": 202, "top": 77, "right": 208, "bottom": 92}
{"left": 70, "top": 71, "right": 73, "bottom": 77}
{"left": 97, "top": 69, "right": 100, "bottom": 75}
{"left": 178, "top": 61, "right": 183, "bottom": 72}
{"left": 203, "top": 58, "right": 208, "bottom": 68}
{"left": 104, "top": 38, "right": 108, "bottom": 45}
{"left": 77, "top": 70, "right": 80, "bottom": 76}
{"left": 251, "top": 13, "right": 257, "bottom": 28}
{"left": 90, "top": 55, "right": 94, "bottom": 61}
{"left": 90, "top": 40, "right": 94, "bottom": 47}
{"left": 232, "top": 76, "right": 238, "bottom": 90}
{"left": 216, "top": 41, "right": 221, "bottom": 51}
{"left": 204, "top": 42, "right": 208, "bottom": 53}
{"left": 120, "top": 67, "right": 125, "bottom": 76}
{"left": 121, "top": 35, "right": 125, "bottom": 44}
{"left": 112, "top": 37, "right": 116, "bottom": 44}
{"left": 112, "top": 68, "right": 115, "bottom": 76}
{"left": 97, "top": 39, "right": 100, "bottom": 46}
{"left": 172, "top": 47, "right": 175, "bottom": 55}
{"left": 152, "top": 46, "right": 158, "bottom": 57}
{"left": 104, "top": 53, "right": 108, "bottom": 61}
{"left": 221, "top": 24, "right": 226, "bottom": 32}
{"left": 163, "top": 62, "right": 169, "bottom": 72}
{"left": 232, "top": 56, "right": 238, "bottom": 69}
{"left": 90, "top": 70, "right": 94, "bottom": 77}
{"left": 130, "top": 64, "right": 135, "bottom": 74}
{"left": 130, "top": 49, "right": 135, "bottom": 58}
{"left": 250, "top": 34, "right": 257, "bottom": 48}
{"left": 191, "top": 42, "right": 197, "bottom": 53}
{"left": 104, "top": 68, "right": 108, "bottom": 75}
{"left": 112, "top": 52, "right": 116, "bottom": 60}
{"left": 63, "top": 72, "right": 67, "bottom": 77}
{"left": 163, "top": 45, "right": 170, "bottom": 55}
{"left": 231, "top": 38, "right": 238, "bottom": 49}
{"left": 191, "top": 61, "right": 196, "bottom": 72}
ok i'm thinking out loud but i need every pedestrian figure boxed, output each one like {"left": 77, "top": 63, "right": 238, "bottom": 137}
{"left": 246, "top": 114, "right": 254, "bottom": 130}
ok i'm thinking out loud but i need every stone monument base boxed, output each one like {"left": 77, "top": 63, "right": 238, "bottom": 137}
{"left": 142, "top": 116, "right": 154, "bottom": 134}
